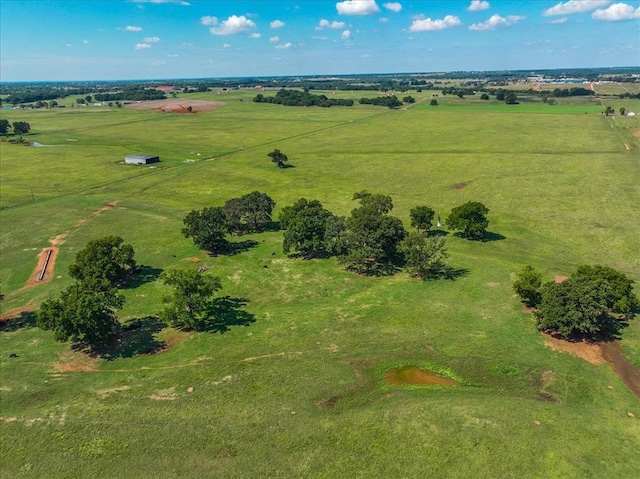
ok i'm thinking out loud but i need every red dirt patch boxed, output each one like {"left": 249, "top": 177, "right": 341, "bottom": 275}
{"left": 453, "top": 182, "right": 466, "bottom": 190}
{"left": 543, "top": 333, "right": 640, "bottom": 399}
{"left": 0, "top": 304, "right": 37, "bottom": 321}
{"left": 543, "top": 333, "right": 604, "bottom": 364}
{"left": 554, "top": 275, "right": 569, "bottom": 283}
{"left": 185, "top": 257, "right": 201, "bottom": 263}
{"left": 124, "top": 99, "right": 226, "bottom": 114}
{"left": 24, "top": 247, "right": 59, "bottom": 289}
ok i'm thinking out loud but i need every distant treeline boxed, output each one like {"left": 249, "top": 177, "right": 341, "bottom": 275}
{"left": 93, "top": 87, "right": 166, "bottom": 102}
{"left": 358, "top": 95, "right": 403, "bottom": 108}
{"left": 545, "top": 87, "right": 594, "bottom": 97}
{"left": 2, "top": 86, "right": 95, "bottom": 105}
{"left": 253, "top": 89, "right": 354, "bottom": 107}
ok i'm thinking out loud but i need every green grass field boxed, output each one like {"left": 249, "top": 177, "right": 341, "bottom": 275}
{"left": 1, "top": 90, "right": 639, "bottom": 478}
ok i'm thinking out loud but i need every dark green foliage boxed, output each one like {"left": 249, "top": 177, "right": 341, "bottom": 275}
{"left": 339, "top": 194, "right": 406, "bottom": 275}
{"left": 12, "top": 121, "right": 30, "bottom": 136}
{"left": 268, "top": 149, "right": 289, "bottom": 168}
{"left": 446, "top": 201, "right": 489, "bottom": 240}
{"left": 534, "top": 278, "right": 616, "bottom": 339}
{"left": 400, "top": 233, "right": 448, "bottom": 279}
{"left": 159, "top": 268, "right": 222, "bottom": 330}
{"left": 410, "top": 206, "right": 435, "bottom": 231}
{"left": 480, "top": 93, "right": 490, "bottom": 100}
{"left": 253, "top": 89, "right": 353, "bottom": 107}
{"left": 352, "top": 191, "right": 393, "bottom": 214}
{"left": 551, "top": 87, "right": 594, "bottom": 97}
{"left": 359, "top": 95, "right": 403, "bottom": 108}
{"left": 429, "top": 99, "right": 438, "bottom": 106}
{"left": 323, "top": 215, "right": 348, "bottom": 257}
{"left": 281, "top": 199, "right": 334, "bottom": 257}
{"left": 513, "top": 265, "right": 543, "bottom": 307}
{"left": 534, "top": 265, "right": 637, "bottom": 340}
{"left": 182, "top": 207, "right": 229, "bottom": 254}
{"left": 223, "top": 191, "right": 276, "bottom": 234}
{"left": 402, "top": 96, "right": 416, "bottom": 103}
{"left": 496, "top": 90, "right": 506, "bottom": 101}
{"left": 37, "top": 279, "right": 124, "bottom": 348}
{"left": 68, "top": 236, "right": 136, "bottom": 286}
{"left": 505, "top": 92, "right": 518, "bottom": 105}
{"left": 0, "top": 119, "right": 9, "bottom": 135}
{"left": 573, "top": 265, "right": 638, "bottom": 317}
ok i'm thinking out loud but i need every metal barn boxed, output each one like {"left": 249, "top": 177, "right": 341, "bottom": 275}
{"left": 124, "top": 154, "right": 160, "bottom": 165}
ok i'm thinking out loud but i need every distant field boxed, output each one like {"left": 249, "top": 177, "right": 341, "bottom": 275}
{"left": 1, "top": 89, "right": 639, "bottom": 478}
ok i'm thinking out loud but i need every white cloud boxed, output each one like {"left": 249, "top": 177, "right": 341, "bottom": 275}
{"left": 270, "top": 19, "right": 285, "bottom": 28}
{"left": 209, "top": 15, "right": 257, "bottom": 35}
{"left": 341, "top": 29, "right": 352, "bottom": 39}
{"left": 543, "top": 0, "right": 611, "bottom": 16}
{"left": 549, "top": 16, "right": 569, "bottom": 23}
{"left": 275, "top": 42, "right": 293, "bottom": 49}
{"left": 167, "top": 54, "right": 179, "bottom": 57}
{"left": 317, "top": 19, "right": 346, "bottom": 29}
{"left": 126, "top": 25, "right": 143, "bottom": 31}
{"left": 144, "top": 36, "right": 160, "bottom": 43}
{"left": 135, "top": 42, "right": 151, "bottom": 49}
{"left": 409, "top": 15, "right": 461, "bottom": 31}
{"left": 269, "top": 35, "right": 280, "bottom": 42}
{"left": 379, "top": 17, "right": 389, "bottom": 23}
{"left": 312, "top": 35, "right": 329, "bottom": 40}
{"left": 468, "top": 0, "right": 490, "bottom": 11}
{"left": 83, "top": 39, "right": 89, "bottom": 44}
{"left": 592, "top": 3, "right": 640, "bottom": 20}
{"left": 200, "top": 16, "right": 218, "bottom": 26}
{"left": 336, "top": 0, "right": 380, "bottom": 16}
{"left": 383, "top": 2, "right": 402, "bottom": 12}
{"left": 469, "top": 14, "right": 525, "bottom": 30}
{"left": 251, "top": 33, "right": 261, "bottom": 38}
{"left": 223, "top": 43, "right": 231, "bottom": 48}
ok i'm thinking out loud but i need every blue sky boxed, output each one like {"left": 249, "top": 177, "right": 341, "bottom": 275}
{"left": 1, "top": 0, "right": 638, "bottom": 81}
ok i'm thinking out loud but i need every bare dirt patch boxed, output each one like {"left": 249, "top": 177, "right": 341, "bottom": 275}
{"left": 453, "top": 182, "right": 467, "bottom": 190}
{"left": 543, "top": 333, "right": 604, "bottom": 364}
{"left": 24, "top": 247, "right": 59, "bottom": 289}
{"left": 185, "top": 257, "right": 201, "bottom": 263}
{"left": 125, "top": 99, "right": 226, "bottom": 114}
{"left": 0, "top": 304, "right": 37, "bottom": 321}
{"left": 53, "top": 349, "right": 99, "bottom": 372}
{"left": 75, "top": 201, "right": 117, "bottom": 227}
{"left": 554, "top": 275, "right": 569, "bottom": 283}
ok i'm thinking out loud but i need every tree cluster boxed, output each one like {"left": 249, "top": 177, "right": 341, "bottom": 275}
{"left": 513, "top": 265, "right": 638, "bottom": 340}
{"left": 253, "top": 89, "right": 354, "bottom": 107}
{"left": 359, "top": 95, "right": 403, "bottom": 108}
{"left": 549, "top": 87, "right": 594, "bottom": 97}
{"left": 93, "top": 87, "right": 166, "bottom": 102}
{"left": 182, "top": 191, "right": 276, "bottom": 254}
{"left": 37, "top": 236, "right": 136, "bottom": 349}
{"left": 279, "top": 192, "right": 484, "bottom": 278}
{"left": 0, "top": 120, "right": 31, "bottom": 137}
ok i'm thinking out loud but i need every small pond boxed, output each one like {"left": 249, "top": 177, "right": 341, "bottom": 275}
{"left": 385, "top": 366, "right": 459, "bottom": 386}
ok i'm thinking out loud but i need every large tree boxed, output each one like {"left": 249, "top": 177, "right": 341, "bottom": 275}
{"left": 159, "top": 268, "right": 222, "bottom": 330}
{"left": 281, "top": 198, "right": 334, "bottom": 257}
{"left": 446, "top": 201, "right": 489, "bottom": 240}
{"left": 182, "top": 207, "right": 229, "bottom": 254}
{"left": 534, "top": 265, "right": 637, "bottom": 340}
{"left": 400, "top": 233, "right": 448, "bottom": 279}
{"left": 12, "top": 121, "right": 30, "bottom": 138}
{"left": 513, "top": 265, "right": 543, "bottom": 307}
{"left": 68, "top": 236, "right": 136, "bottom": 286}
{"left": 340, "top": 194, "right": 406, "bottom": 274}
{"left": 410, "top": 205, "right": 435, "bottom": 232}
{"left": 37, "top": 279, "right": 124, "bottom": 348}
{"left": 0, "top": 119, "right": 10, "bottom": 135}
{"left": 268, "top": 149, "right": 289, "bottom": 168}
{"left": 223, "top": 191, "right": 275, "bottom": 234}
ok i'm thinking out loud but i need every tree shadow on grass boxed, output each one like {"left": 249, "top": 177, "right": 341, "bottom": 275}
{"left": 442, "top": 266, "right": 470, "bottom": 281}
{"left": 0, "top": 311, "right": 37, "bottom": 332}
{"left": 483, "top": 231, "right": 506, "bottom": 242}
{"left": 91, "top": 316, "right": 166, "bottom": 360}
{"left": 197, "top": 296, "right": 256, "bottom": 333}
{"left": 428, "top": 229, "right": 449, "bottom": 237}
{"left": 223, "top": 240, "right": 259, "bottom": 256}
{"left": 126, "top": 265, "right": 164, "bottom": 289}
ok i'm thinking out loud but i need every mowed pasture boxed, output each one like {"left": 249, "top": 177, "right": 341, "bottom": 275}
{"left": 1, "top": 90, "right": 640, "bottom": 478}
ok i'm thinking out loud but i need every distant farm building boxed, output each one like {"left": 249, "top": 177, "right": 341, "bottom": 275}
{"left": 125, "top": 154, "right": 159, "bottom": 165}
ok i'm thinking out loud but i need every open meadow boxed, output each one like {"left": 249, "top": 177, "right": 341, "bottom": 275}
{"left": 1, "top": 88, "right": 639, "bottom": 478}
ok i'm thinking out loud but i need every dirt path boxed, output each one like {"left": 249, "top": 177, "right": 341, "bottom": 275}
{"left": 124, "top": 99, "right": 226, "bottom": 114}
{"left": 544, "top": 334, "right": 640, "bottom": 399}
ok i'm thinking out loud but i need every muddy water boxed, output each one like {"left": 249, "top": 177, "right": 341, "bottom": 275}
{"left": 600, "top": 342, "right": 640, "bottom": 399}
{"left": 385, "top": 366, "right": 459, "bottom": 386}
